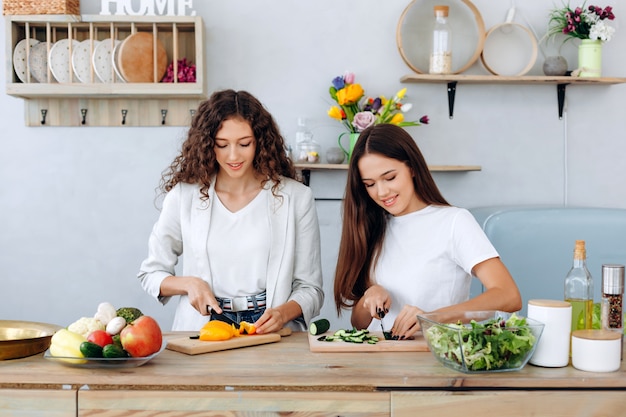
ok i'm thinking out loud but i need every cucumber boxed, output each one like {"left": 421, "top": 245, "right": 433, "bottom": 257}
{"left": 79, "top": 341, "right": 103, "bottom": 358}
{"left": 102, "top": 343, "right": 128, "bottom": 359}
{"left": 309, "top": 318, "right": 331, "bottom": 335}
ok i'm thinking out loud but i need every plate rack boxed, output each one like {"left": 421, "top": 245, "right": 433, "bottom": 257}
{"left": 5, "top": 14, "right": 206, "bottom": 126}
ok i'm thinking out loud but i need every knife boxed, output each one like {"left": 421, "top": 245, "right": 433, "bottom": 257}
{"left": 377, "top": 308, "right": 393, "bottom": 340}
{"left": 210, "top": 312, "right": 240, "bottom": 329}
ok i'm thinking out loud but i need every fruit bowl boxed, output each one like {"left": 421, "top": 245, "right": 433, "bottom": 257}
{"left": 43, "top": 340, "right": 167, "bottom": 369}
{"left": 417, "top": 310, "right": 544, "bottom": 373}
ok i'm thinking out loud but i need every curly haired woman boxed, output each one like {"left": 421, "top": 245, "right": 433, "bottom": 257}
{"left": 138, "top": 90, "right": 324, "bottom": 332}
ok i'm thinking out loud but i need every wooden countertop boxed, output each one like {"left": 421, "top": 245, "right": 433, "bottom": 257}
{"left": 1, "top": 332, "right": 625, "bottom": 392}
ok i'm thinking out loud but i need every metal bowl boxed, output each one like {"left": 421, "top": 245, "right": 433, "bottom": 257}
{"left": 0, "top": 320, "right": 63, "bottom": 360}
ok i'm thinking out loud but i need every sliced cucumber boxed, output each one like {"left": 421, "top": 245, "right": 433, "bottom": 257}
{"left": 317, "top": 328, "right": 381, "bottom": 344}
{"left": 309, "top": 318, "right": 331, "bottom": 335}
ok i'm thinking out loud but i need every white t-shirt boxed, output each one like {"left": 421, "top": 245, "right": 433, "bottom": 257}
{"left": 370, "top": 205, "right": 498, "bottom": 330}
{"left": 208, "top": 189, "right": 270, "bottom": 298}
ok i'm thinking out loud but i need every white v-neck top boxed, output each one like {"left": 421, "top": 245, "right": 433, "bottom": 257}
{"left": 208, "top": 188, "right": 270, "bottom": 298}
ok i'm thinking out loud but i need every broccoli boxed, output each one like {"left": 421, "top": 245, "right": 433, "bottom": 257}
{"left": 116, "top": 307, "right": 143, "bottom": 323}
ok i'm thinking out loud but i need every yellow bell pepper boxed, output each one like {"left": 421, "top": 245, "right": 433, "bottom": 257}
{"left": 238, "top": 321, "right": 256, "bottom": 335}
{"left": 49, "top": 329, "right": 87, "bottom": 364}
{"left": 199, "top": 320, "right": 239, "bottom": 341}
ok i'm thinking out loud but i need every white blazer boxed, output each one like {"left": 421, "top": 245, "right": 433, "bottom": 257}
{"left": 138, "top": 177, "right": 324, "bottom": 331}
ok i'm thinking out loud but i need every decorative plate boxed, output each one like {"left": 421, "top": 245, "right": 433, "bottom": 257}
{"left": 112, "top": 40, "right": 126, "bottom": 83}
{"left": 72, "top": 39, "right": 101, "bottom": 83}
{"left": 92, "top": 38, "right": 121, "bottom": 83}
{"left": 49, "top": 39, "right": 80, "bottom": 83}
{"left": 29, "top": 42, "right": 53, "bottom": 83}
{"left": 13, "top": 38, "right": 41, "bottom": 83}
{"left": 396, "top": 0, "right": 486, "bottom": 74}
{"left": 118, "top": 32, "right": 168, "bottom": 82}
{"left": 43, "top": 340, "right": 167, "bottom": 369}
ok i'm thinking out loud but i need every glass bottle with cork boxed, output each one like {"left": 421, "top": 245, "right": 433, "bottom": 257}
{"left": 564, "top": 240, "right": 594, "bottom": 331}
{"left": 429, "top": 5, "right": 452, "bottom": 74}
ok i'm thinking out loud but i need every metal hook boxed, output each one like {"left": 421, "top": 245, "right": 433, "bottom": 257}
{"left": 161, "top": 109, "right": 168, "bottom": 125}
{"left": 40, "top": 109, "right": 48, "bottom": 125}
{"left": 121, "top": 109, "right": 128, "bottom": 125}
{"left": 189, "top": 109, "right": 196, "bottom": 119}
{"left": 80, "top": 108, "right": 88, "bottom": 125}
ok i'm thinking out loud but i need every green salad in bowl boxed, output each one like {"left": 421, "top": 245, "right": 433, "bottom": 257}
{"left": 417, "top": 311, "right": 544, "bottom": 373}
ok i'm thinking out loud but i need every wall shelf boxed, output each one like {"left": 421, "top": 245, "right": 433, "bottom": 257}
{"left": 400, "top": 74, "right": 626, "bottom": 119}
{"left": 5, "top": 14, "right": 205, "bottom": 126}
{"left": 294, "top": 163, "right": 481, "bottom": 186}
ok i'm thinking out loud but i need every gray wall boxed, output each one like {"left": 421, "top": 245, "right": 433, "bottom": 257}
{"left": 2, "top": 0, "right": 625, "bottom": 331}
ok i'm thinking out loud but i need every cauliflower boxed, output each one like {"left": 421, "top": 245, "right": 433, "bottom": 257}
{"left": 67, "top": 317, "right": 105, "bottom": 338}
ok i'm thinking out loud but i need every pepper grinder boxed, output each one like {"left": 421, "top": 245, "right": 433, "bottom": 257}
{"left": 601, "top": 264, "right": 624, "bottom": 359}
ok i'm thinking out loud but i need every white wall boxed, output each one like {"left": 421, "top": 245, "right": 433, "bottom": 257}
{"left": 2, "top": 0, "right": 625, "bottom": 331}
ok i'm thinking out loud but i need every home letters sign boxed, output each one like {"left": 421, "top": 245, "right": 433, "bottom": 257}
{"left": 100, "top": 0, "right": 196, "bottom": 16}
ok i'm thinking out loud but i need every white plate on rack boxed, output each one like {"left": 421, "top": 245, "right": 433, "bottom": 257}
{"left": 72, "top": 39, "right": 101, "bottom": 83}
{"left": 13, "top": 38, "right": 40, "bottom": 83}
{"left": 49, "top": 39, "right": 80, "bottom": 83}
{"left": 92, "top": 38, "right": 120, "bottom": 83}
{"left": 112, "top": 40, "right": 126, "bottom": 83}
{"left": 29, "top": 42, "right": 53, "bottom": 83}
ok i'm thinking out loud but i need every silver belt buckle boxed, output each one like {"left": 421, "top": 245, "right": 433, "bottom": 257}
{"left": 231, "top": 296, "right": 249, "bottom": 312}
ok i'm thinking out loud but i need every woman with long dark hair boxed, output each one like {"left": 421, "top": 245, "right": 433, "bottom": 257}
{"left": 334, "top": 124, "right": 520, "bottom": 339}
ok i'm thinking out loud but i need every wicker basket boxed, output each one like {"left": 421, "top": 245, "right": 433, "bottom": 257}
{"left": 3, "top": 0, "right": 80, "bottom": 15}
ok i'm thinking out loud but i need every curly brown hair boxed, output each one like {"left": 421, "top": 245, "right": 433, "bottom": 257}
{"left": 160, "top": 89, "right": 296, "bottom": 200}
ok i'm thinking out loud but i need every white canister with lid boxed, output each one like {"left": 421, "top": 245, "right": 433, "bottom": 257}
{"left": 571, "top": 329, "right": 622, "bottom": 372}
{"left": 527, "top": 299, "right": 571, "bottom": 367}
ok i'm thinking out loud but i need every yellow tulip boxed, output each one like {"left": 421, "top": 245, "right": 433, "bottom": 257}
{"left": 328, "top": 106, "right": 344, "bottom": 121}
{"left": 337, "top": 84, "right": 364, "bottom": 105}
{"left": 390, "top": 113, "right": 404, "bottom": 125}
{"left": 395, "top": 88, "right": 407, "bottom": 100}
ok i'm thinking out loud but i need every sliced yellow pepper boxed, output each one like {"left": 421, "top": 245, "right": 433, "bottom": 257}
{"left": 199, "top": 320, "right": 239, "bottom": 341}
{"left": 238, "top": 321, "right": 256, "bottom": 335}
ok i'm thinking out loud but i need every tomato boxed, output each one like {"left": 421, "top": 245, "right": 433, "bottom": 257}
{"left": 87, "top": 329, "right": 114, "bottom": 347}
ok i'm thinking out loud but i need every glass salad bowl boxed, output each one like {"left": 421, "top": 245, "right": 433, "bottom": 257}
{"left": 417, "top": 310, "right": 544, "bottom": 373}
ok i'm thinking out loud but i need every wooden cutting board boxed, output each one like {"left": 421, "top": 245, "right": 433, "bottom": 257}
{"left": 308, "top": 331, "right": 429, "bottom": 353}
{"left": 167, "top": 333, "right": 282, "bottom": 355}
{"left": 118, "top": 32, "right": 168, "bottom": 83}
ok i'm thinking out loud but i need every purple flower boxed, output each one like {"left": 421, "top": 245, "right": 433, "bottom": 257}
{"left": 332, "top": 76, "right": 345, "bottom": 90}
{"left": 419, "top": 115, "right": 430, "bottom": 124}
{"left": 352, "top": 111, "right": 376, "bottom": 132}
{"left": 371, "top": 97, "right": 382, "bottom": 111}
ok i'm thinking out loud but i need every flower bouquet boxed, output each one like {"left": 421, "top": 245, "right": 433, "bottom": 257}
{"left": 327, "top": 72, "right": 429, "bottom": 134}
{"left": 548, "top": 3, "right": 616, "bottom": 42}
{"left": 547, "top": 3, "right": 616, "bottom": 77}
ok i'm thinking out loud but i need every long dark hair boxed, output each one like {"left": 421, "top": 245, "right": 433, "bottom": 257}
{"left": 159, "top": 89, "right": 295, "bottom": 200}
{"left": 333, "top": 124, "right": 449, "bottom": 313}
